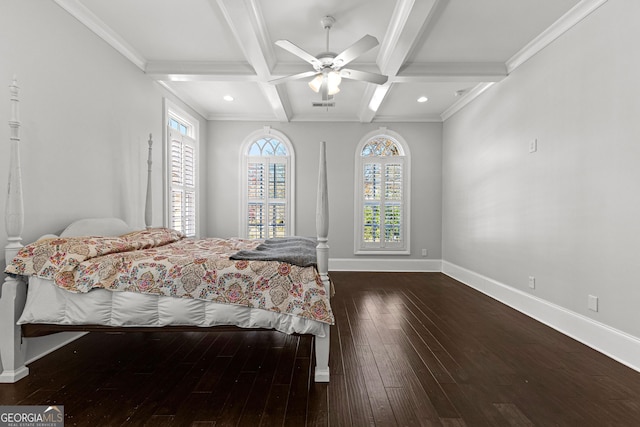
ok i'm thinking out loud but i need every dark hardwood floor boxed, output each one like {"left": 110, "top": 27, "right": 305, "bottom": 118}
{"left": 3, "top": 272, "right": 640, "bottom": 426}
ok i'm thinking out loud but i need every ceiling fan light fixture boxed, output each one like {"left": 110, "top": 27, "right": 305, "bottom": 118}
{"left": 327, "top": 71, "right": 342, "bottom": 95}
{"left": 308, "top": 74, "right": 323, "bottom": 93}
{"left": 308, "top": 71, "right": 341, "bottom": 95}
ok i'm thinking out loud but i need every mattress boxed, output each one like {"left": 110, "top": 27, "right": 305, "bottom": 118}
{"left": 18, "top": 276, "right": 327, "bottom": 337}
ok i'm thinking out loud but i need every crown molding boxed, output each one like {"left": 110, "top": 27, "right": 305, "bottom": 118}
{"left": 372, "top": 114, "right": 442, "bottom": 123}
{"left": 53, "top": 0, "right": 146, "bottom": 71}
{"left": 206, "top": 112, "right": 278, "bottom": 121}
{"left": 157, "top": 82, "right": 208, "bottom": 120}
{"left": 506, "top": 0, "right": 609, "bottom": 73}
{"left": 440, "top": 82, "right": 495, "bottom": 121}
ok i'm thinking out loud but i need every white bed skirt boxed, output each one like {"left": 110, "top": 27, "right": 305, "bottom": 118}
{"left": 18, "top": 277, "right": 327, "bottom": 337}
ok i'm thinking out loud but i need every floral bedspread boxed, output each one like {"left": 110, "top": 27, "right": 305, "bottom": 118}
{"left": 5, "top": 228, "right": 334, "bottom": 325}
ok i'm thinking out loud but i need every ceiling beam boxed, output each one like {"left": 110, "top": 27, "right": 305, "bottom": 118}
{"left": 396, "top": 62, "right": 507, "bottom": 82}
{"left": 146, "top": 60, "right": 507, "bottom": 83}
{"left": 146, "top": 61, "right": 258, "bottom": 82}
{"left": 214, "top": 0, "right": 290, "bottom": 121}
{"left": 358, "top": 0, "right": 444, "bottom": 122}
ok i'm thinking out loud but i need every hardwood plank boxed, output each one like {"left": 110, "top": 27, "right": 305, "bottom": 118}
{"left": 259, "top": 384, "right": 290, "bottom": 426}
{"left": 493, "top": 403, "right": 534, "bottom": 426}
{"left": 355, "top": 344, "right": 397, "bottom": 426}
{"left": 386, "top": 387, "right": 423, "bottom": 427}
{"left": 236, "top": 347, "right": 283, "bottom": 426}
{"left": 306, "top": 382, "right": 329, "bottom": 427}
{"left": 283, "top": 352, "right": 311, "bottom": 426}
{"left": 216, "top": 371, "right": 257, "bottom": 426}
{"left": 326, "top": 374, "right": 351, "bottom": 427}
{"left": 338, "top": 316, "right": 375, "bottom": 425}
{"left": 272, "top": 335, "right": 299, "bottom": 385}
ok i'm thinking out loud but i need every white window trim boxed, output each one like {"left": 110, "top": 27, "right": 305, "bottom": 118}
{"left": 354, "top": 128, "right": 411, "bottom": 255}
{"left": 239, "top": 126, "right": 296, "bottom": 238}
{"left": 163, "top": 98, "right": 200, "bottom": 238}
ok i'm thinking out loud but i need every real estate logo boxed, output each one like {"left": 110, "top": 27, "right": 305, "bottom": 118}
{"left": 0, "top": 405, "right": 64, "bottom": 427}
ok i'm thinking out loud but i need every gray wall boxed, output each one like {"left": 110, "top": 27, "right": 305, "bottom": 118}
{"left": 0, "top": 0, "right": 206, "bottom": 271}
{"left": 442, "top": 1, "right": 640, "bottom": 337}
{"left": 206, "top": 121, "right": 442, "bottom": 260}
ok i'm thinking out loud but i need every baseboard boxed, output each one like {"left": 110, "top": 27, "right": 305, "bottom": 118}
{"left": 442, "top": 261, "right": 640, "bottom": 373}
{"left": 0, "top": 365, "right": 29, "bottom": 383}
{"left": 25, "top": 332, "right": 87, "bottom": 365}
{"left": 329, "top": 258, "right": 442, "bottom": 272}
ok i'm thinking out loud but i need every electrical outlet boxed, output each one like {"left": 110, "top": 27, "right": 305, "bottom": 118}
{"left": 588, "top": 295, "right": 598, "bottom": 312}
{"left": 528, "top": 276, "right": 535, "bottom": 289}
{"left": 421, "top": 249, "right": 428, "bottom": 257}
{"left": 529, "top": 138, "right": 538, "bottom": 153}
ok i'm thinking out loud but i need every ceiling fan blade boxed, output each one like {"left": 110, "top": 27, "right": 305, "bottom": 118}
{"left": 275, "top": 40, "right": 320, "bottom": 66}
{"left": 333, "top": 35, "right": 379, "bottom": 67}
{"left": 339, "top": 68, "right": 388, "bottom": 85}
{"left": 269, "top": 70, "right": 319, "bottom": 85}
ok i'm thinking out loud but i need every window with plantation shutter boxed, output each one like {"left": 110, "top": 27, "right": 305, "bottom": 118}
{"left": 168, "top": 116, "right": 197, "bottom": 237}
{"left": 355, "top": 130, "right": 410, "bottom": 254}
{"left": 241, "top": 128, "right": 295, "bottom": 239}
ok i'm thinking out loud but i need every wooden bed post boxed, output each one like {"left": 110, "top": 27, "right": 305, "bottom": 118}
{"left": 314, "top": 140, "right": 330, "bottom": 382}
{"left": 0, "top": 77, "right": 29, "bottom": 382}
{"left": 144, "top": 134, "right": 153, "bottom": 229}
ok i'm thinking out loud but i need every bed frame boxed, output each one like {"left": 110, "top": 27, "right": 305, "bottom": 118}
{"left": 0, "top": 78, "right": 331, "bottom": 383}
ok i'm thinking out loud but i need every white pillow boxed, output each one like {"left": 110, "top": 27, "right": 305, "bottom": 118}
{"left": 60, "top": 218, "right": 133, "bottom": 237}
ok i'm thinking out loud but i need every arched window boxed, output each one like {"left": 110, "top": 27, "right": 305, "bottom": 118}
{"left": 241, "top": 127, "right": 295, "bottom": 239}
{"left": 355, "top": 128, "right": 410, "bottom": 254}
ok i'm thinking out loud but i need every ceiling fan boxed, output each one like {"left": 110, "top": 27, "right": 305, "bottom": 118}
{"left": 270, "top": 16, "right": 388, "bottom": 101}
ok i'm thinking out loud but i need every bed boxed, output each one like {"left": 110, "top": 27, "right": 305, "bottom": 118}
{"left": 0, "top": 77, "right": 332, "bottom": 383}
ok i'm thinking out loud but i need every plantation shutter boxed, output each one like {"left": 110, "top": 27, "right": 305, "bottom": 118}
{"left": 169, "top": 128, "right": 196, "bottom": 237}
{"left": 247, "top": 158, "right": 287, "bottom": 239}
{"left": 361, "top": 157, "right": 404, "bottom": 247}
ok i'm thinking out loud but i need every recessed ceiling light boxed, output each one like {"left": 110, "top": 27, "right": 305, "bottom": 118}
{"left": 223, "top": 95, "right": 234, "bottom": 102}
{"left": 417, "top": 96, "right": 428, "bottom": 103}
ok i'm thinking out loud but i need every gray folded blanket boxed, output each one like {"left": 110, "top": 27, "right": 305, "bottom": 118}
{"left": 230, "top": 237, "right": 318, "bottom": 267}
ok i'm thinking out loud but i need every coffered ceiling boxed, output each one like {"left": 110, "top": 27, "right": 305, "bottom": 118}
{"left": 53, "top": 0, "right": 605, "bottom": 122}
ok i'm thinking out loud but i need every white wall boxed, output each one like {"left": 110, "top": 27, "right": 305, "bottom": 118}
{"left": 0, "top": 0, "right": 206, "bottom": 271}
{"left": 206, "top": 121, "right": 442, "bottom": 262}
{"left": 443, "top": 1, "right": 640, "bottom": 338}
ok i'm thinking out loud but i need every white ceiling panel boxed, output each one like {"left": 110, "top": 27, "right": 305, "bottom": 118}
{"left": 166, "top": 81, "right": 276, "bottom": 120}
{"left": 81, "top": 0, "right": 245, "bottom": 62}
{"left": 413, "top": 0, "right": 582, "bottom": 62}
{"left": 377, "top": 82, "right": 483, "bottom": 121}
